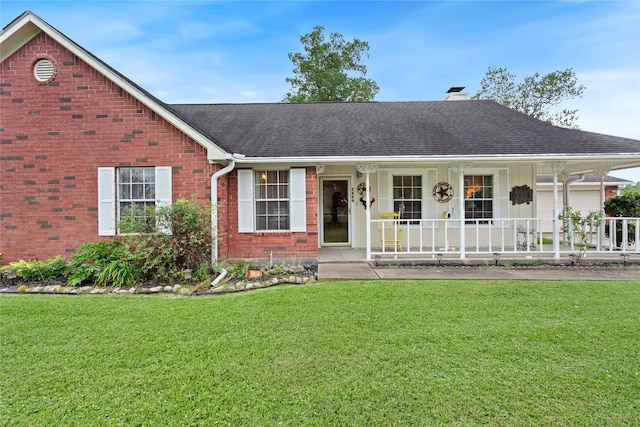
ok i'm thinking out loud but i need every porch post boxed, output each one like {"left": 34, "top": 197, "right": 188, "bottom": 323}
{"left": 561, "top": 173, "right": 570, "bottom": 243}
{"left": 459, "top": 170, "right": 465, "bottom": 259}
{"left": 451, "top": 163, "right": 469, "bottom": 259}
{"left": 553, "top": 171, "right": 560, "bottom": 259}
{"left": 357, "top": 163, "right": 378, "bottom": 261}
{"left": 595, "top": 168, "right": 608, "bottom": 250}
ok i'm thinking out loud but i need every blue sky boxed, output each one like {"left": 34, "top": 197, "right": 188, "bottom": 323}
{"left": 2, "top": 1, "right": 639, "bottom": 181}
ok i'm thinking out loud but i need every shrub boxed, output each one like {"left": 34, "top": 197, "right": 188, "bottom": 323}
{"left": 4, "top": 256, "right": 68, "bottom": 281}
{"left": 604, "top": 188, "right": 639, "bottom": 247}
{"left": 121, "top": 198, "right": 214, "bottom": 282}
{"left": 67, "top": 241, "right": 132, "bottom": 286}
{"left": 558, "top": 207, "right": 603, "bottom": 262}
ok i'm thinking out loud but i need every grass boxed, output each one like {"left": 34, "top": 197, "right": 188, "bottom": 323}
{"left": 1, "top": 280, "right": 639, "bottom": 426}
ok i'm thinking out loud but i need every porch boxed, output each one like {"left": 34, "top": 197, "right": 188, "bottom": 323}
{"left": 320, "top": 216, "right": 639, "bottom": 264}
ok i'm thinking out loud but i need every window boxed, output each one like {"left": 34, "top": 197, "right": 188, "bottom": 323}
{"left": 464, "top": 175, "right": 493, "bottom": 223}
{"left": 237, "top": 168, "right": 306, "bottom": 233}
{"left": 118, "top": 167, "right": 157, "bottom": 230}
{"left": 97, "top": 167, "right": 172, "bottom": 236}
{"left": 255, "top": 170, "right": 290, "bottom": 231}
{"left": 393, "top": 175, "right": 422, "bottom": 223}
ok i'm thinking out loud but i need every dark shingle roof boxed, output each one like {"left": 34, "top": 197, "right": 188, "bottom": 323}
{"left": 168, "top": 100, "right": 640, "bottom": 158}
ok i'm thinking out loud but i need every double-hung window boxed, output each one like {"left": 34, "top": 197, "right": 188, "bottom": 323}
{"left": 393, "top": 175, "right": 422, "bottom": 223}
{"left": 255, "top": 170, "right": 290, "bottom": 231}
{"left": 118, "top": 167, "right": 156, "bottom": 225}
{"left": 97, "top": 166, "right": 172, "bottom": 236}
{"left": 237, "top": 168, "right": 307, "bottom": 232}
{"left": 464, "top": 175, "right": 493, "bottom": 223}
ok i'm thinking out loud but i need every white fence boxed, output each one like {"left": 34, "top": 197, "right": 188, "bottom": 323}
{"left": 371, "top": 216, "right": 640, "bottom": 258}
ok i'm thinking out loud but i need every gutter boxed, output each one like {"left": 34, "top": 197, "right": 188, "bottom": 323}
{"left": 210, "top": 156, "right": 236, "bottom": 264}
{"left": 224, "top": 153, "right": 640, "bottom": 165}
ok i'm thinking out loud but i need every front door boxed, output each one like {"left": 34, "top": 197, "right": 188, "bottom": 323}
{"left": 321, "top": 178, "right": 351, "bottom": 245}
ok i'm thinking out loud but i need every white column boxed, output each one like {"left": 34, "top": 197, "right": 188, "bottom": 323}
{"left": 458, "top": 170, "right": 465, "bottom": 259}
{"left": 451, "top": 163, "right": 469, "bottom": 259}
{"left": 595, "top": 168, "right": 608, "bottom": 250}
{"left": 553, "top": 170, "right": 560, "bottom": 259}
{"left": 357, "top": 163, "right": 378, "bottom": 261}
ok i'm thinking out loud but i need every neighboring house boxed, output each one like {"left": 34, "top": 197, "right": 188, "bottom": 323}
{"left": 536, "top": 174, "right": 632, "bottom": 233}
{"left": 2, "top": 11, "right": 640, "bottom": 264}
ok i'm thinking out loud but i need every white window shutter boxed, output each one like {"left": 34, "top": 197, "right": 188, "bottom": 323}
{"left": 496, "top": 168, "right": 509, "bottom": 225}
{"left": 97, "top": 167, "right": 116, "bottom": 236}
{"left": 155, "top": 167, "right": 173, "bottom": 233}
{"left": 376, "top": 170, "right": 390, "bottom": 212}
{"left": 237, "top": 169, "right": 254, "bottom": 232}
{"left": 424, "top": 169, "right": 438, "bottom": 227}
{"left": 155, "top": 167, "right": 172, "bottom": 208}
{"left": 448, "top": 169, "right": 461, "bottom": 228}
{"left": 289, "top": 168, "right": 307, "bottom": 232}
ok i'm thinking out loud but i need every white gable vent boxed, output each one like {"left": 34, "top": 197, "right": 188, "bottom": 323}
{"left": 33, "top": 58, "right": 55, "bottom": 82}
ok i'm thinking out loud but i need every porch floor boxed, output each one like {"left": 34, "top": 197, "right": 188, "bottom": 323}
{"left": 318, "top": 246, "right": 638, "bottom": 265}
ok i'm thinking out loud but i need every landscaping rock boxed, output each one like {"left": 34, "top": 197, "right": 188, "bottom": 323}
{"left": 173, "top": 285, "right": 181, "bottom": 293}
{"left": 177, "top": 287, "right": 191, "bottom": 295}
{"left": 90, "top": 288, "right": 106, "bottom": 294}
{"left": 32, "top": 286, "right": 44, "bottom": 292}
{"left": 128, "top": 288, "right": 136, "bottom": 294}
{"left": 164, "top": 286, "right": 173, "bottom": 293}
{"left": 149, "top": 286, "right": 163, "bottom": 293}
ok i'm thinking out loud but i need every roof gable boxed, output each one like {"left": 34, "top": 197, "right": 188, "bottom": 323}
{"left": 1, "top": 11, "right": 229, "bottom": 161}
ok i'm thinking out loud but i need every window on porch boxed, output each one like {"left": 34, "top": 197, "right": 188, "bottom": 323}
{"left": 393, "top": 175, "right": 422, "bottom": 223}
{"left": 464, "top": 175, "right": 493, "bottom": 223}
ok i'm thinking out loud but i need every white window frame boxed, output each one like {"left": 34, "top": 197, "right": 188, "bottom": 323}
{"left": 237, "top": 168, "right": 306, "bottom": 233}
{"left": 377, "top": 168, "right": 438, "bottom": 228}
{"left": 448, "top": 167, "right": 509, "bottom": 228}
{"left": 97, "top": 166, "right": 171, "bottom": 236}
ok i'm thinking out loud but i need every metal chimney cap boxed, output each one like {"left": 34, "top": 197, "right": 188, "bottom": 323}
{"left": 447, "top": 87, "right": 465, "bottom": 93}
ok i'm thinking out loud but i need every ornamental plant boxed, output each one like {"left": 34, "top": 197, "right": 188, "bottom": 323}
{"left": 559, "top": 207, "right": 603, "bottom": 263}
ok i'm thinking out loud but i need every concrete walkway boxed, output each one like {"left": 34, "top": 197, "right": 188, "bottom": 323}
{"left": 318, "top": 262, "right": 640, "bottom": 281}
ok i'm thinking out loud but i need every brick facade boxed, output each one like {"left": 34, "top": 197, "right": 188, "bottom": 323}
{"left": 0, "top": 33, "right": 319, "bottom": 263}
{"left": 222, "top": 167, "right": 319, "bottom": 262}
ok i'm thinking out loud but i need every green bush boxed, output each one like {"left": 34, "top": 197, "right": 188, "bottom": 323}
{"left": 67, "top": 241, "right": 132, "bottom": 286}
{"left": 604, "top": 188, "right": 640, "bottom": 247}
{"left": 121, "top": 197, "right": 214, "bottom": 282}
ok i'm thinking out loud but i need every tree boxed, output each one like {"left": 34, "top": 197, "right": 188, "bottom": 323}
{"left": 283, "top": 26, "right": 379, "bottom": 103}
{"left": 604, "top": 187, "right": 640, "bottom": 247}
{"left": 473, "top": 66, "right": 585, "bottom": 128}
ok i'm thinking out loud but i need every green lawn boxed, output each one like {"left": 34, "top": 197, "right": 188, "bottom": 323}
{"left": 1, "top": 280, "right": 639, "bottom": 426}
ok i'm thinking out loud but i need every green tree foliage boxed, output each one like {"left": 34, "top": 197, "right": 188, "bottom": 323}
{"left": 473, "top": 67, "right": 585, "bottom": 128}
{"left": 604, "top": 187, "right": 640, "bottom": 246}
{"left": 283, "top": 25, "right": 379, "bottom": 102}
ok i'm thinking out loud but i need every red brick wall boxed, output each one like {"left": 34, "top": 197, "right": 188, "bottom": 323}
{"left": 223, "top": 167, "right": 319, "bottom": 262}
{"left": 0, "top": 33, "right": 218, "bottom": 262}
{"left": 0, "top": 32, "right": 319, "bottom": 263}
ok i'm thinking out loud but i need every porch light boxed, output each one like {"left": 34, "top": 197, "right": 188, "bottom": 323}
{"left": 620, "top": 253, "right": 630, "bottom": 266}
{"left": 569, "top": 253, "right": 577, "bottom": 266}
{"left": 436, "top": 253, "right": 443, "bottom": 265}
{"left": 184, "top": 269, "right": 193, "bottom": 280}
{"left": 493, "top": 252, "right": 501, "bottom": 266}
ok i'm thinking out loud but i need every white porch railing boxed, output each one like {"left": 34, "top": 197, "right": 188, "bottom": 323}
{"left": 370, "top": 216, "right": 640, "bottom": 259}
